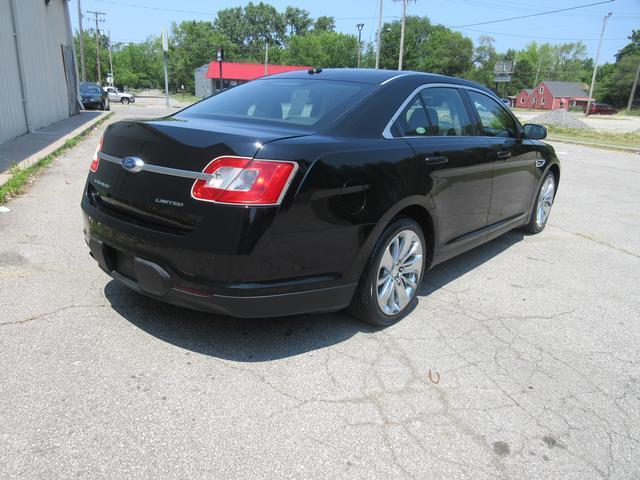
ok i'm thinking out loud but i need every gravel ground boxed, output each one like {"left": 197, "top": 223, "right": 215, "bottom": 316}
{"left": 516, "top": 110, "right": 640, "bottom": 133}
{"left": 530, "top": 110, "right": 591, "bottom": 129}
{"left": 0, "top": 106, "right": 639, "bottom": 479}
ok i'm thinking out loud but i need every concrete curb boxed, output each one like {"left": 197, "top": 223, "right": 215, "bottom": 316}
{"left": 546, "top": 137, "right": 639, "bottom": 154}
{"left": 0, "top": 111, "right": 111, "bottom": 189}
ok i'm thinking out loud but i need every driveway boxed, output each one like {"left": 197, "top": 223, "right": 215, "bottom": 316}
{"left": 1, "top": 108, "right": 638, "bottom": 479}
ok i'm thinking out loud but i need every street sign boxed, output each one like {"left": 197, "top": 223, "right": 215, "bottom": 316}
{"left": 494, "top": 74, "right": 512, "bottom": 83}
{"left": 494, "top": 60, "right": 514, "bottom": 74}
{"left": 162, "top": 29, "right": 169, "bottom": 52}
{"left": 216, "top": 48, "right": 224, "bottom": 62}
{"left": 106, "top": 74, "right": 113, "bottom": 85}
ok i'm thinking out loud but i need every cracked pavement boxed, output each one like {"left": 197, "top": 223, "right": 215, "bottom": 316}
{"left": 1, "top": 105, "right": 639, "bottom": 479}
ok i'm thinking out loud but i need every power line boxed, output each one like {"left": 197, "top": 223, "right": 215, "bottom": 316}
{"left": 91, "top": 0, "right": 401, "bottom": 21}
{"left": 452, "top": 0, "right": 615, "bottom": 28}
{"left": 93, "top": 0, "right": 217, "bottom": 16}
{"left": 456, "top": 26, "right": 628, "bottom": 42}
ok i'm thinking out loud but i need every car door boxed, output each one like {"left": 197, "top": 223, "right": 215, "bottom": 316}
{"left": 395, "top": 86, "right": 494, "bottom": 251}
{"left": 106, "top": 87, "right": 118, "bottom": 102}
{"left": 465, "top": 90, "right": 538, "bottom": 226}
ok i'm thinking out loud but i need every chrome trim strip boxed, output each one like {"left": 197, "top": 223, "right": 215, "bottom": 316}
{"left": 381, "top": 83, "right": 502, "bottom": 139}
{"left": 98, "top": 152, "right": 213, "bottom": 180}
{"left": 379, "top": 73, "right": 412, "bottom": 86}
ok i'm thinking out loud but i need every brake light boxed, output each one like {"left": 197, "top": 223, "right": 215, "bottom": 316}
{"left": 192, "top": 156, "right": 297, "bottom": 206}
{"left": 90, "top": 136, "right": 103, "bottom": 172}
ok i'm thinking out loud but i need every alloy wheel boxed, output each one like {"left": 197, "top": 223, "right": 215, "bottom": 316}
{"left": 376, "top": 229, "right": 423, "bottom": 316}
{"left": 535, "top": 175, "right": 555, "bottom": 228}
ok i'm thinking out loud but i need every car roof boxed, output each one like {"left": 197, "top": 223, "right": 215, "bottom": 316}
{"left": 263, "top": 68, "right": 485, "bottom": 88}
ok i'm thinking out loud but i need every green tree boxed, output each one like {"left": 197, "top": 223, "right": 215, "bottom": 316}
{"left": 378, "top": 16, "right": 473, "bottom": 77}
{"left": 282, "top": 31, "right": 357, "bottom": 67}
{"left": 74, "top": 29, "right": 110, "bottom": 84}
{"left": 615, "top": 30, "right": 639, "bottom": 62}
{"left": 467, "top": 35, "right": 497, "bottom": 87}
{"left": 169, "top": 21, "right": 232, "bottom": 92}
{"left": 112, "top": 38, "right": 164, "bottom": 89}
{"left": 313, "top": 16, "right": 335, "bottom": 33}
{"left": 284, "top": 6, "right": 313, "bottom": 36}
{"left": 593, "top": 31, "right": 640, "bottom": 106}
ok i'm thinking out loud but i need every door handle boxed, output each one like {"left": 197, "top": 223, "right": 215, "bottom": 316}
{"left": 425, "top": 156, "right": 448, "bottom": 164}
{"left": 496, "top": 150, "right": 512, "bottom": 160}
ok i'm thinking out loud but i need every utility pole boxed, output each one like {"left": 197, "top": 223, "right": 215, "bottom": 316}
{"left": 108, "top": 30, "right": 114, "bottom": 86}
{"left": 356, "top": 23, "right": 364, "bottom": 68}
{"left": 394, "top": 0, "right": 413, "bottom": 70}
{"left": 375, "top": 0, "right": 383, "bottom": 69}
{"left": 533, "top": 52, "right": 543, "bottom": 87}
{"left": 627, "top": 57, "right": 640, "bottom": 113}
{"left": 585, "top": 11, "right": 612, "bottom": 116}
{"left": 162, "top": 29, "right": 169, "bottom": 107}
{"left": 77, "top": 0, "right": 86, "bottom": 81}
{"left": 87, "top": 10, "right": 105, "bottom": 84}
{"left": 264, "top": 42, "right": 269, "bottom": 76}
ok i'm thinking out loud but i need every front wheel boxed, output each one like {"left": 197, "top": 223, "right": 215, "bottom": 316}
{"left": 524, "top": 171, "right": 556, "bottom": 233}
{"left": 121, "top": 97, "right": 130, "bottom": 105}
{"left": 349, "top": 218, "right": 425, "bottom": 326}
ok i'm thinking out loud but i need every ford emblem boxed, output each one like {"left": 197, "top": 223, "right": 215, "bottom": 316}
{"left": 121, "top": 156, "right": 144, "bottom": 173}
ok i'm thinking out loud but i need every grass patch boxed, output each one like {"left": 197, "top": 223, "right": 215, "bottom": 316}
{"left": 0, "top": 112, "right": 114, "bottom": 205}
{"left": 546, "top": 126, "right": 640, "bottom": 148}
{"left": 170, "top": 93, "right": 200, "bottom": 104}
{"left": 615, "top": 108, "right": 640, "bottom": 117}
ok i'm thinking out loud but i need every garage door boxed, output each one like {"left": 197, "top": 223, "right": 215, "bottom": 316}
{"left": 0, "top": 1, "right": 28, "bottom": 144}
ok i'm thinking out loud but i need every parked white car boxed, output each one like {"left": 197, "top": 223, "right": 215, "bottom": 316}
{"left": 104, "top": 86, "right": 135, "bottom": 104}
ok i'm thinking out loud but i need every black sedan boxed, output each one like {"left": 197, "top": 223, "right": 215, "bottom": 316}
{"left": 80, "top": 82, "right": 110, "bottom": 111}
{"left": 81, "top": 69, "right": 559, "bottom": 325}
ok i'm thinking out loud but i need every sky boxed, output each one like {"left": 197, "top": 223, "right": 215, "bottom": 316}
{"left": 68, "top": 0, "right": 639, "bottom": 64}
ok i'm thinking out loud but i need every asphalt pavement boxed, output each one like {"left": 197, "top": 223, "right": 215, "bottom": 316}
{"left": 1, "top": 104, "right": 639, "bottom": 479}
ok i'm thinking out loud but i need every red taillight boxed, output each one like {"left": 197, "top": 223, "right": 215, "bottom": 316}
{"left": 191, "top": 156, "right": 297, "bottom": 206}
{"left": 90, "top": 137, "right": 103, "bottom": 172}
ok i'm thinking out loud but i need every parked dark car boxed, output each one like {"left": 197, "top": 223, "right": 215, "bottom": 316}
{"left": 81, "top": 69, "right": 559, "bottom": 325}
{"left": 80, "top": 82, "right": 110, "bottom": 111}
{"left": 584, "top": 102, "right": 617, "bottom": 115}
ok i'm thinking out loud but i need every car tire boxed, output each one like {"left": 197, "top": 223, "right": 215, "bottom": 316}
{"left": 121, "top": 97, "right": 130, "bottom": 105}
{"left": 348, "top": 217, "right": 426, "bottom": 326}
{"left": 523, "top": 171, "right": 556, "bottom": 234}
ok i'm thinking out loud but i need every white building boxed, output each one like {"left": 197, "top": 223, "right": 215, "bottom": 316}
{"left": 0, "top": 0, "right": 79, "bottom": 145}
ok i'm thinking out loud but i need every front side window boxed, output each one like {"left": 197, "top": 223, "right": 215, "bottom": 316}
{"left": 180, "top": 79, "right": 372, "bottom": 128}
{"left": 395, "top": 87, "right": 472, "bottom": 137}
{"left": 468, "top": 91, "right": 517, "bottom": 138}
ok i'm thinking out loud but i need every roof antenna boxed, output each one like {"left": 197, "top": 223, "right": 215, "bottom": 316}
{"left": 308, "top": 68, "right": 323, "bottom": 75}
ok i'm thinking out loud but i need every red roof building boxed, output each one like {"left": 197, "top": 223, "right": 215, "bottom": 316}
{"left": 205, "top": 61, "right": 309, "bottom": 81}
{"left": 195, "top": 61, "right": 310, "bottom": 98}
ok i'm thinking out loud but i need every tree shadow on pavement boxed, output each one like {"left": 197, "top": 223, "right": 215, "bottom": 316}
{"left": 104, "top": 230, "right": 524, "bottom": 362}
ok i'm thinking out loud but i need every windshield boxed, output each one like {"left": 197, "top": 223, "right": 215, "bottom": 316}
{"left": 178, "top": 79, "right": 372, "bottom": 128}
{"left": 80, "top": 84, "right": 103, "bottom": 95}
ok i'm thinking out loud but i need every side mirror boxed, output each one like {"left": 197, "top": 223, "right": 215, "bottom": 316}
{"left": 523, "top": 123, "right": 547, "bottom": 140}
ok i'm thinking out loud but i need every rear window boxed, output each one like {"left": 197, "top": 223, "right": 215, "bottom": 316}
{"left": 179, "top": 79, "right": 372, "bottom": 128}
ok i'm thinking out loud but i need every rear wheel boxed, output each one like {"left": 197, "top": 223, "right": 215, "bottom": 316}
{"left": 524, "top": 171, "right": 556, "bottom": 233}
{"left": 349, "top": 218, "right": 425, "bottom": 326}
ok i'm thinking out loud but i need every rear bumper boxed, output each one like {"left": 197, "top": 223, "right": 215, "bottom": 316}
{"left": 86, "top": 235, "right": 356, "bottom": 318}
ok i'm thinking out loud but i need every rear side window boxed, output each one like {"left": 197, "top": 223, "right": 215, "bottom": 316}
{"left": 468, "top": 91, "right": 517, "bottom": 138}
{"left": 396, "top": 87, "right": 472, "bottom": 137}
{"left": 180, "top": 79, "right": 371, "bottom": 128}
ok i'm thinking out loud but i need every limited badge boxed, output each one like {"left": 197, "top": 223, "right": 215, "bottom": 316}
{"left": 416, "top": 127, "right": 426, "bottom": 134}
